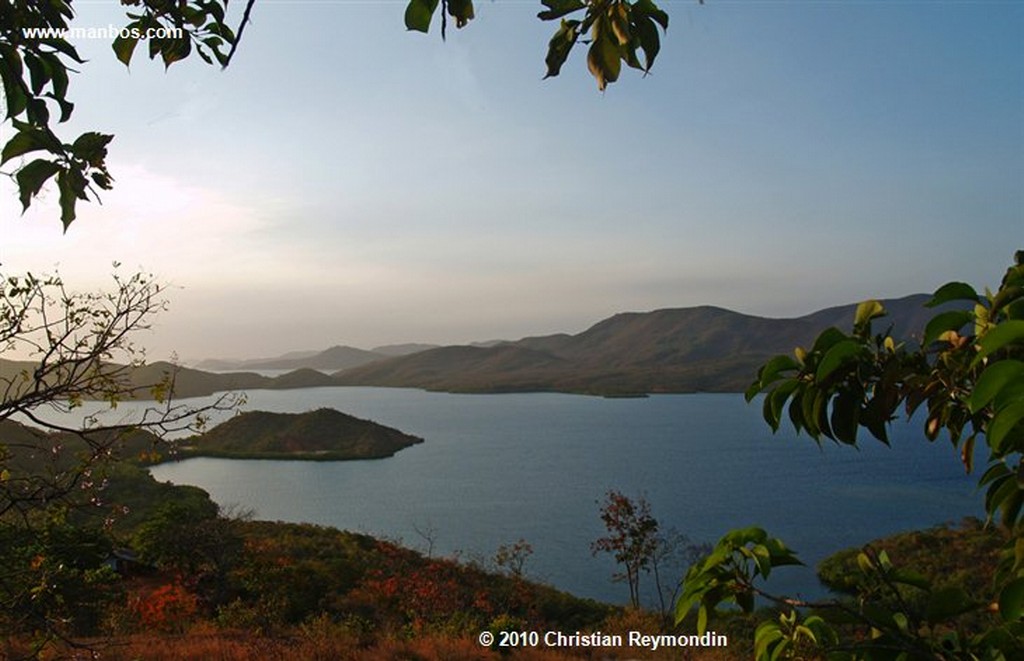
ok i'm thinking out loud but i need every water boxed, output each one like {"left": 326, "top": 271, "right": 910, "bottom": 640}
{"left": 128, "top": 388, "right": 978, "bottom": 605}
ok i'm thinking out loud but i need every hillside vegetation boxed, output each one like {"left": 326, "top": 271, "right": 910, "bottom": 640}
{"left": 171, "top": 408, "right": 423, "bottom": 461}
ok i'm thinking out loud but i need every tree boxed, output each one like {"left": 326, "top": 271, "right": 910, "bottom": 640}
{"left": 592, "top": 490, "right": 660, "bottom": 609}
{"left": 0, "top": 269, "right": 238, "bottom": 653}
{"left": 1, "top": 0, "right": 678, "bottom": 231}
{"left": 677, "top": 252, "right": 1024, "bottom": 659}
{"left": 494, "top": 538, "right": 534, "bottom": 579}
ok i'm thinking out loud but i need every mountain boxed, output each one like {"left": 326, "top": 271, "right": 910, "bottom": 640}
{"left": 371, "top": 343, "right": 440, "bottom": 356}
{"left": 195, "top": 349, "right": 322, "bottom": 371}
{"left": 171, "top": 408, "right": 423, "bottom": 460}
{"left": 195, "top": 345, "right": 385, "bottom": 372}
{"left": 2, "top": 294, "right": 955, "bottom": 399}
{"left": 333, "top": 294, "right": 943, "bottom": 395}
{"left": 0, "top": 359, "right": 334, "bottom": 401}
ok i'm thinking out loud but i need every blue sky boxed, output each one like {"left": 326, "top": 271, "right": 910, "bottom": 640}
{"left": 1, "top": 1, "right": 1021, "bottom": 361}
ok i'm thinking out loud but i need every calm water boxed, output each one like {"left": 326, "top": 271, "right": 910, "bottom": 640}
{"left": 138, "top": 388, "right": 982, "bottom": 605}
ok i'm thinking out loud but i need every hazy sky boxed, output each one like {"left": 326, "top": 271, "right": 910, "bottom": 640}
{"left": 1, "top": 1, "right": 1021, "bottom": 362}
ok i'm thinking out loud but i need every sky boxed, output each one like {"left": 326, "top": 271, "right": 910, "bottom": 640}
{"left": 1, "top": 0, "right": 1022, "bottom": 362}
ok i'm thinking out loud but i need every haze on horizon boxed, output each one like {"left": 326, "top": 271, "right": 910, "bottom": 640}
{"left": 0, "top": 2, "right": 1020, "bottom": 363}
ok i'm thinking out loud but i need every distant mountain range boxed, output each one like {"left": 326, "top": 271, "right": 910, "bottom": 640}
{"left": 1, "top": 294, "right": 951, "bottom": 399}
{"left": 330, "top": 294, "right": 942, "bottom": 395}
{"left": 194, "top": 344, "right": 425, "bottom": 372}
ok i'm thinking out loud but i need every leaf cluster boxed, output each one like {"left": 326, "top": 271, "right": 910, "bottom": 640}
{"left": 0, "top": 0, "right": 244, "bottom": 229}
{"left": 681, "top": 252, "right": 1024, "bottom": 659}
{"left": 404, "top": 0, "right": 678, "bottom": 92}
{"left": 539, "top": 0, "right": 671, "bottom": 91}
{"left": 591, "top": 489, "right": 660, "bottom": 608}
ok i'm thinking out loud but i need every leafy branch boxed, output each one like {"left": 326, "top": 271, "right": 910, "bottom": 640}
{"left": 680, "top": 252, "right": 1024, "bottom": 659}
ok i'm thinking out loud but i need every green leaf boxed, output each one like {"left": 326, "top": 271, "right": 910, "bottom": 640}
{"left": 987, "top": 400, "right": 1024, "bottom": 454}
{"left": 927, "top": 281, "right": 980, "bottom": 308}
{"left": 633, "top": 14, "right": 661, "bottom": 71}
{"left": 723, "top": 526, "right": 768, "bottom": 546}
{"left": 889, "top": 569, "right": 931, "bottom": 591}
{"left": 45, "top": 93, "right": 74, "bottom": 123}
{"left": 70, "top": 132, "right": 114, "bottom": 164}
{"left": 998, "top": 577, "right": 1024, "bottom": 622}
{"left": 973, "top": 320, "right": 1024, "bottom": 366}
{"left": 39, "top": 38, "right": 85, "bottom": 64}
{"left": 57, "top": 168, "right": 77, "bottom": 230}
{"left": 635, "top": 0, "right": 669, "bottom": 30}
{"left": 754, "top": 622, "right": 784, "bottom": 660}
{"left": 44, "top": 52, "right": 69, "bottom": 99}
{"left": 765, "top": 380, "right": 799, "bottom": 431}
{"left": 538, "top": 0, "right": 585, "bottom": 21}
{"left": 969, "top": 360, "right": 1024, "bottom": 414}
{"left": 24, "top": 52, "right": 51, "bottom": 96}
{"left": 816, "top": 339, "right": 862, "bottom": 382}
{"left": 984, "top": 474, "right": 1016, "bottom": 522}
{"left": 544, "top": 19, "right": 581, "bottom": 79}
{"left": 811, "top": 327, "right": 848, "bottom": 354}
{"left": 55, "top": 166, "right": 90, "bottom": 231}
{"left": 112, "top": 34, "right": 140, "bottom": 66}
{"left": 447, "top": 0, "right": 475, "bottom": 28}
{"left": 764, "top": 538, "right": 803, "bottom": 567}
{"left": 161, "top": 37, "right": 192, "bottom": 67}
{"left": 15, "top": 158, "right": 60, "bottom": 211}
{"left": 923, "top": 310, "right": 974, "bottom": 346}
{"left": 2, "top": 132, "right": 41, "bottom": 165}
{"left": 758, "top": 355, "right": 800, "bottom": 389}
{"left": 405, "top": 0, "right": 440, "bottom": 33}
{"left": 0, "top": 46, "right": 29, "bottom": 118}
{"left": 830, "top": 390, "right": 859, "bottom": 445}
{"left": 25, "top": 98, "right": 49, "bottom": 127}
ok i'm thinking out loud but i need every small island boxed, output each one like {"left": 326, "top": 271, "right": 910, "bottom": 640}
{"left": 168, "top": 408, "right": 424, "bottom": 461}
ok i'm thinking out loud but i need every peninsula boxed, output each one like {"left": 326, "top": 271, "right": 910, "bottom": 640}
{"left": 169, "top": 408, "right": 424, "bottom": 461}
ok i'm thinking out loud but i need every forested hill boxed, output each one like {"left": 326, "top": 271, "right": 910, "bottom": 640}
{"left": 169, "top": 408, "right": 424, "bottom": 461}
{"left": 331, "top": 294, "right": 943, "bottom": 395}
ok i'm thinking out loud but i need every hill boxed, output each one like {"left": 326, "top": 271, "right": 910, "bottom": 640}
{"left": 2, "top": 294, "right": 955, "bottom": 399}
{"left": 195, "top": 345, "right": 386, "bottom": 372}
{"left": 333, "top": 294, "right": 943, "bottom": 395}
{"left": 170, "top": 408, "right": 424, "bottom": 461}
{"left": 371, "top": 342, "right": 440, "bottom": 356}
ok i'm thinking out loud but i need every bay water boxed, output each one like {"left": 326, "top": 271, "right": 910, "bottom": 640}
{"left": 139, "top": 388, "right": 980, "bottom": 605}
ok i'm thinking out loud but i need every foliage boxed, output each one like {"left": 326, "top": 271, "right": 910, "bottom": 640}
{"left": 0, "top": 519, "right": 121, "bottom": 641}
{"left": 174, "top": 407, "right": 424, "bottom": 461}
{"left": 1, "top": 1, "right": 686, "bottom": 233}
{"left": 678, "top": 252, "right": 1024, "bottom": 660}
{"left": 592, "top": 490, "right": 660, "bottom": 609}
{"left": 592, "top": 490, "right": 711, "bottom": 619}
{"left": 404, "top": 0, "right": 677, "bottom": 92}
{"left": 494, "top": 538, "right": 534, "bottom": 579}
{"left": 817, "top": 518, "right": 1006, "bottom": 608}
{"left": 130, "top": 580, "right": 198, "bottom": 634}
{"left": 0, "top": 270, "right": 239, "bottom": 656}
{"left": 0, "top": 0, "right": 245, "bottom": 229}
{"left": 0, "top": 271, "right": 237, "bottom": 517}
